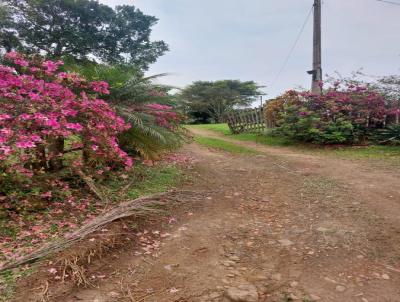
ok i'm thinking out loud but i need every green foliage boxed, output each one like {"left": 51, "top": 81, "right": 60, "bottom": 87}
{"left": 268, "top": 84, "right": 392, "bottom": 145}
{"left": 64, "top": 60, "right": 173, "bottom": 105}
{"left": 105, "top": 163, "right": 182, "bottom": 201}
{"left": 373, "top": 124, "right": 400, "bottom": 145}
{"left": 180, "top": 80, "right": 263, "bottom": 123}
{"left": 119, "top": 111, "right": 187, "bottom": 160}
{"left": 194, "top": 136, "right": 258, "bottom": 154}
{"left": 0, "top": 268, "right": 34, "bottom": 301}
{"left": 0, "top": 3, "right": 19, "bottom": 52}
{"left": 274, "top": 106, "right": 355, "bottom": 144}
{"left": 2, "top": 0, "right": 168, "bottom": 69}
{"left": 63, "top": 62, "right": 185, "bottom": 159}
{"left": 0, "top": 270, "right": 16, "bottom": 301}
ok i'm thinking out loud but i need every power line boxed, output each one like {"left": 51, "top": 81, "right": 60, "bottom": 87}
{"left": 376, "top": 0, "right": 400, "bottom": 6}
{"left": 271, "top": 5, "right": 313, "bottom": 88}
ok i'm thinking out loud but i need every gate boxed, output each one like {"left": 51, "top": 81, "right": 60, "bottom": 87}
{"left": 225, "top": 107, "right": 265, "bottom": 134}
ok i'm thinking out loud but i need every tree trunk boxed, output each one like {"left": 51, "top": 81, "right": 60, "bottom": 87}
{"left": 48, "top": 137, "right": 64, "bottom": 171}
{"left": 33, "top": 144, "right": 48, "bottom": 171}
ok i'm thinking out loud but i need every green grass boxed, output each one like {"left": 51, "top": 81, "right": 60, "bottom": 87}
{"left": 105, "top": 164, "right": 182, "bottom": 201}
{"left": 194, "top": 136, "right": 258, "bottom": 154}
{"left": 316, "top": 145, "right": 400, "bottom": 160}
{"left": 188, "top": 124, "right": 291, "bottom": 147}
{"left": 0, "top": 268, "right": 34, "bottom": 302}
{"left": 125, "top": 165, "right": 181, "bottom": 199}
{"left": 189, "top": 123, "right": 231, "bottom": 135}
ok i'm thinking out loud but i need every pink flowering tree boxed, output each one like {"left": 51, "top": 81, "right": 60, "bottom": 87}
{"left": 272, "top": 83, "right": 394, "bottom": 144}
{"left": 144, "top": 103, "right": 182, "bottom": 130}
{"left": 0, "top": 52, "right": 133, "bottom": 177}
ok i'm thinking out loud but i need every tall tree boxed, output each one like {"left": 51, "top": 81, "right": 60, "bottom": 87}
{"left": 1, "top": 0, "right": 168, "bottom": 69}
{"left": 180, "top": 80, "right": 262, "bottom": 123}
{"left": 0, "top": 3, "right": 19, "bottom": 52}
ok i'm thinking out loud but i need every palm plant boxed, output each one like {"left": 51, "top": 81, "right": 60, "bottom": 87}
{"left": 64, "top": 60, "right": 186, "bottom": 159}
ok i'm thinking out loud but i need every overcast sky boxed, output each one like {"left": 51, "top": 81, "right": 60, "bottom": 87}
{"left": 100, "top": 0, "right": 400, "bottom": 98}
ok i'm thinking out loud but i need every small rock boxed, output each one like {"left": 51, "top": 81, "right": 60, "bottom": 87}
{"left": 209, "top": 292, "right": 221, "bottom": 299}
{"left": 324, "top": 277, "right": 337, "bottom": 284}
{"left": 271, "top": 273, "right": 282, "bottom": 281}
{"left": 309, "top": 294, "right": 321, "bottom": 301}
{"left": 382, "top": 274, "right": 390, "bottom": 280}
{"left": 108, "top": 291, "right": 120, "bottom": 298}
{"left": 317, "top": 227, "right": 329, "bottom": 232}
{"left": 278, "top": 239, "right": 294, "bottom": 247}
{"left": 222, "top": 260, "right": 236, "bottom": 267}
{"left": 290, "top": 281, "right": 299, "bottom": 287}
{"left": 336, "top": 285, "right": 346, "bottom": 292}
{"left": 229, "top": 255, "right": 240, "bottom": 262}
{"left": 254, "top": 275, "right": 268, "bottom": 281}
{"left": 224, "top": 284, "right": 259, "bottom": 302}
{"left": 288, "top": 293, "right": 300, "bottom": 300}
{"left": 361, "top": 298, "right": 369, "bottom": 302}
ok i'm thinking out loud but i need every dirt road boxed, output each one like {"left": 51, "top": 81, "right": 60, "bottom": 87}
{"left": 15, "top": 129, "right": 400, "bottom": 302}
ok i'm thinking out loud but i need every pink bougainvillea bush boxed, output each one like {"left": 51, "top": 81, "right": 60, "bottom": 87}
{"left": 270, "top": 82, "right": 397, "bottom": 144}
{"left": 0, "top": 52, "right": 133, "bottom": 175}
{"left": 145, "top": 103, "right": 182, "bottom": 130}
{"left": 0, "top": 53, "right": 189, "bottom": 267}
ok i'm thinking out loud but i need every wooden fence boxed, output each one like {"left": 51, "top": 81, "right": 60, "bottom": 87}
{"left": 224, "top": 107, "right": 265, "bottom": 134}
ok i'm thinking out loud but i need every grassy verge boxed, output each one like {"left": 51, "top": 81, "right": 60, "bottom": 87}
{"left": 194, "top": 136, "right": 258, "bottom": 154}
{"left": 105, "top": 163, "right": 183, "bottom": 201}
{"left": 188, "top": 124, "right": 400, "bottom": 162}
{"left": 188, "top": 124, "right": 292, "bottom": 147}
{"left": 189, "top": 124, "right": 232, "bottom": 135}
{"left": 315, "top": 145, "right": 400, "bottom": 160}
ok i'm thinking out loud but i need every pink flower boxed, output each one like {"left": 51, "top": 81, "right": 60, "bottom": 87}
{"left": 30, "top": 67, "right": 40, "bottom": 73}
{"left": 0, "top": 114, "right": 12, "bottom": 121}
{"left": 66, "top": 123, "right": 83, "bottom": 131}
{"left": 42, "top": 60, "right": 63, "bottom": 73}
{"left": 45, "top": 118, "right": 60, "bottom": 128}
{"left": 41, "top": 191, "right": 52, "bottom": 198}
{"left": 28, "top": 92, "right": 42, "bottom": 101}
{"left": 19, "top": 113, "right": 31, "bottom": 120}
{"left": 16, "top": 141, "right": 36, "bottom": 149}
{"left": 62, "top": 109, "right": 78, "bottom": 117}
{"left": 4, "top": 52, "right": 19, "bottom": 60}
{"left": 90, "top": 81, "right": 110, "bottom": 95}
{"left": 14, "top": 58, "right": 29, "bottom": 67}
{"left": 29, "top": 135, "right": 42, "bottom": 142}
{"left": 0, "top": 146, "right": 12, "bottom": 155}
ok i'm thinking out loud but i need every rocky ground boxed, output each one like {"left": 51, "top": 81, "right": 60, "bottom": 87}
{"left": 11, "top": 128, "right": 400, "bottom": 302}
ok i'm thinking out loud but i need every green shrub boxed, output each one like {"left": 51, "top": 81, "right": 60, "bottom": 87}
{"left": 270, "top": 83, "right": 394, "bottom": 145}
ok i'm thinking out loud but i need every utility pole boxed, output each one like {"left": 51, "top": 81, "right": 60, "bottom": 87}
{"left": 308, "top": 0, "right": 322, "bottom": 94}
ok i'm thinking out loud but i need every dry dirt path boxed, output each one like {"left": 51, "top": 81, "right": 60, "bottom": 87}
{"left": 15, "top": 129, "right": 400, "bottom": 302}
